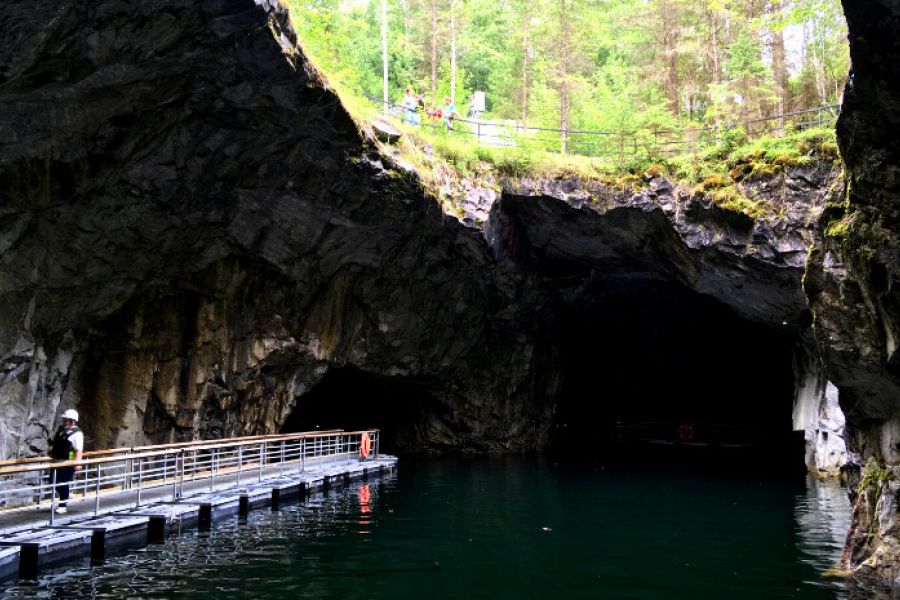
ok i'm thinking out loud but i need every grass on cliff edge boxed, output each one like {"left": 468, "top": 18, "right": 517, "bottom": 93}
{"left": 383, "top": 123, "right": 839, "bottom": 221}
{"left": 293, "top": 62, "right": 839, "bottom": 221}
{"left": 284, "top": 29, "right": 838, "bottom": 221}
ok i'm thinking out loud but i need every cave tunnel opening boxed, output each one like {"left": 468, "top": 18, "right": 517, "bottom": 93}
{"left": 550, "top": 277, "right": 804, "bottom": 473}
{"left": 280, "top": 366, "right": 429, "bottom": 455}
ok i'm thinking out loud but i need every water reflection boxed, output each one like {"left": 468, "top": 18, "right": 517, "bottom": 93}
{"left": 795, "top": 476, "right": 852, "bottom": 569}
{"left": 0, "top": 461, "right": 859, "bottom": 600}
{"left": 357, "top": 483, "right": 373, "bottom": 535}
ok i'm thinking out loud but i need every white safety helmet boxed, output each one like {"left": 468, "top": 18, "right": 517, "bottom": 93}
{"left": 61, "top": 409, "right": 79, "bottom": 422}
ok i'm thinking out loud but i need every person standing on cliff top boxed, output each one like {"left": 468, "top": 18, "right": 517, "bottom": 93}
{"left": 443, "top": 96, "right": 458, "bottom": 130}
{"left": 401, "top": 86, "right": 418, "bottom": 125}
{"left": 48, "top": 409, "right": 83, "bottom": 514}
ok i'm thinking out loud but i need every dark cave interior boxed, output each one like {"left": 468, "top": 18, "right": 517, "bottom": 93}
{"left": 280, "top": 366, "right": 431, "bottom": 454}
{"left": 549, "top": 276, "right": 804, "bottom": 470}
{"left": 281, "top": 277, "right": 805, "bottom": 470}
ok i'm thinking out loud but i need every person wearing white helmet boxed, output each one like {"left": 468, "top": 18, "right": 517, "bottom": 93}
{"left": 48, "top": 409, "right": 84, "bottom": 514}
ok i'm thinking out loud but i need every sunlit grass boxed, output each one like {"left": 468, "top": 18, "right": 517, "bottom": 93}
{"left": 376, "top": 113, "right": 839, "bottom": 220}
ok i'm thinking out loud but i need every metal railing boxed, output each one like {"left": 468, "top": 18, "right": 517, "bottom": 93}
{"left": 0, "top": 429, "right": 380, "bottom": 527}
{"left": 367, "top": 94, "right": 839, "bottom": 160}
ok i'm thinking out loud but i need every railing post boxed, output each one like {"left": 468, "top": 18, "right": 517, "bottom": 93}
{"left": 237, "top": 444, "right": 243, "bottom": 486}
{"left": 37, "top": 467, "right": 44, "bottom": 510}
{"left": 136, "top": 458, "right": 144, "bottom": 509}
{"left": 301, "top": 437, "right": 305, "bottom": 473}
{"left": 179, "top": 449, "right": 186, "bottom": 499}
{"left": 95, "top": 463, "right": 101, "bottom": 516}
{"left": 259, "top": 441, "right": 265, "bottom": 483}
{"left": 280, "top": 441, "right": 285, "bottom": 477}
{"left": 49, "top": 468, "right": 57, "bottom": 526}
{"left": 172, "top": 454, "right": 179, "bottom": 501}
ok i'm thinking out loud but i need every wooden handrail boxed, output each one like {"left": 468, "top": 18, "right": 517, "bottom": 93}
{"left": 0, "top": 429, "right": 347, "bottom": 467}
{"left": 0, "top": 429, "right": 377, "bottom": 476}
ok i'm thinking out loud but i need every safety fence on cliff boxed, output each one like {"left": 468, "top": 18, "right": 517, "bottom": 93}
{"left": 365, "top": 94, "right": 840, "bottom": 162}
{"left": 0, "top": 429, "right": 380, "bottom": 528}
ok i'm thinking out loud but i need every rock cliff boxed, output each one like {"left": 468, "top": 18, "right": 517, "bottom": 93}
{"left": 0, "top": 0, "right": 846, "bottom": 464}
{"left": 14, "top": 0, "right": 900, "bottom": 588}
{"left": 803, "top": 0, "right": 900, "bottom": 586}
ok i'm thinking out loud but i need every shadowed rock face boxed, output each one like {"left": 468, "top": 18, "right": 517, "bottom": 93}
{"left": 808, "top": 0, "right": 900, "bottom": 424}
{"left": 0, "top": 0, "right": 841, "bottom": 472}
{"left": 804, "top": 0, "right": 900, "bottom": 586}
{"left": 0, "top": 0, "right": 558, "bottom": 456}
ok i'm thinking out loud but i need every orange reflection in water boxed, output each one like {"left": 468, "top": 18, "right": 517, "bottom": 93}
{"left": 357, "top": 484, "right": 373, "bottom": 535}
{"left": 358, "top": 484, "right": 371, "bottom": 514}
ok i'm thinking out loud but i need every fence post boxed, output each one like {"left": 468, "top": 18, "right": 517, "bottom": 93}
{"left": 94, "top": 463, "right": 101, "bottom": 516}
{"left": 49, "top": 468, "right": 57, "bottom": 526}
{"left": 178, "top": 450, "right": 186, "bottom": 499}
{"left": 172, "top": 454, "right": 178, "bottom": 501}
{"left": 136, "top": 459, "right": 143, "bottom": 509}
{"left": 37, "top": 468, "right": 44, "bottom": 510}
{"left": 258, "top": 441, "right": 265, "bottom": 483}
{"left": 237, "top": 444, "right": 243, "bottom": 486}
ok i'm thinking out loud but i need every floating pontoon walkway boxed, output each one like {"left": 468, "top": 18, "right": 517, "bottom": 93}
{"left": 0, "top": 429, "right": 395, "bottom": 582}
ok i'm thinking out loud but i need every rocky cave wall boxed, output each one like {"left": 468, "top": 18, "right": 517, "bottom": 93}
{"left": 0, "top": 0, "right": 848, "bottom": 479}
{"left": 7, "top": 0, "right": 900, "bottom": 587}
{"left": 802, "top": 0, "right": 900, "bottom": 585}
{"left": 0, "top": 0, "right": 849, "bottom": 463}
{"left": 0, "top": 0, "right": 558, "bottom": 457}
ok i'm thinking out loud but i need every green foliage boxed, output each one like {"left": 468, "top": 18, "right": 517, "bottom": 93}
{"left": 289, "top": 0, "right": 848, "bottom": 222}
{"left": 720, "top": 127, "right": 749, "bottom": 153}
{"left": 386, "top": 116, "right": 834, "bottom": 222}
{"left": 286, "top": 0, "right": 848, "bottom": 134}
{"left": 859, "top": 458, "right": 895, "bottom": 495}
{"left": 824, "top": 218, "right": 850, "bottom": 239}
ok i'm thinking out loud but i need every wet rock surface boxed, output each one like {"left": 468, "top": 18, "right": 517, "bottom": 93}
{"left": 800, "top": 0, "right": 900, "bottom": 587}
{"left": 0, "top": 0, "right": 556, "bottom": 456}
{"left": 0, "top": 0, "right": 843, "bottom": 474}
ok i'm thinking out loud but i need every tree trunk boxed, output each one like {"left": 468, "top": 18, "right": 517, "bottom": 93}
{"left": 521, "top": 13, "right": 529, "bottom": 124}
{"left": 661, "top": 0, "right": 680, "bottom": 117}
{"left": 558, "top": 0, "right": 571, "bottom": 153}
{"left": 381, "top": 0, "right": 388, "bottom": 111}
{"left": 450, "top": 0, "right": 456, "bottom": 102}
{"left": 815, "top": 21, "right": 828, "bottom": 104}
{"left": 430, "top": 0, "right": 438, "bottom": 99}
{"left": 709, "top": 9, "right": 720, "bottom": 85}
{"left": 769, "top": 1, "right": 789, "bottom": 123}
{"left": 560, "top": 79, "right": 568, "bottom": 153}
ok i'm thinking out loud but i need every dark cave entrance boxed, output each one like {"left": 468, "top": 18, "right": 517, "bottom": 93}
{"left": 550, "top": 277, "right": 804, "bottom": 472}
{"left": 280, "top": 366, "right": 429, "bottom": 454}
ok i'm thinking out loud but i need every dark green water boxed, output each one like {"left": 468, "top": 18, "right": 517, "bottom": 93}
{"left": 1, "top": 456, "right": 852, "bottom": 599}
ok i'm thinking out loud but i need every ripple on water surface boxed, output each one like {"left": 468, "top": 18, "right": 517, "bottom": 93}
{"left": 0, "top": 456, "right": 853, "bottom": 599}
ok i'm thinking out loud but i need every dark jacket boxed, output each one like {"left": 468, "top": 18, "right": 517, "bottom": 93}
{"left": 49, "top": 426, "right": 81, "bottom": 460}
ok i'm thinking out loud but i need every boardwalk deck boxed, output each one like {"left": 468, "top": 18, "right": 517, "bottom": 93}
{"left": 0, "top": 454, "right": 396, "bottom": 582}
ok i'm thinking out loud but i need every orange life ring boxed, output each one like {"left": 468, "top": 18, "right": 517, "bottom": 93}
{"left": 359, "top": 432, "right": 371, "bottom": 459}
